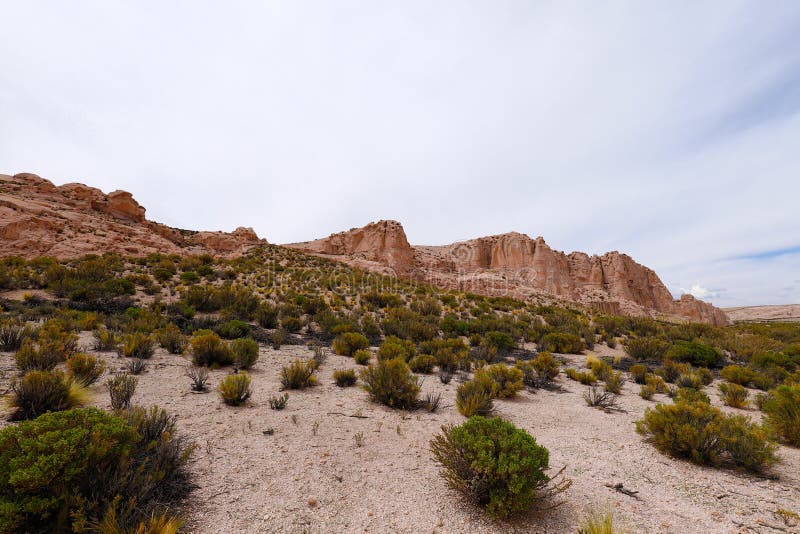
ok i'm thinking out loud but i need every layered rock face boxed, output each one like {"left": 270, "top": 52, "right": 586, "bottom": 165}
{"left": 287, "top": 221, "right": 729, "bottom": 326}
{"left": 0, "top": 173, "right": 264, "bottom": 258}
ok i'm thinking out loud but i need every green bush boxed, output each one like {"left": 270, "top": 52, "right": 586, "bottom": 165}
{"left": 421, "top": 338, "right": 470, "bottom": 371}
{"left": 455, "top": 376, "right": 494, "bottom": 417}
{"left": 721, "top": 365, "right": 755, "bottom": 386}
{"left": 377, "top": 335, "right": 416, "bottom": 361}
{"left": 9, "top": 370, "right": 86, "bottom": 421}
{"left": 218, "top": 372, "right": 252, "bottom": 405}
{"left": 0, "top": 407, "right": 192, "bottom": 532}
{"left": 540, "top": 332, "right": 584, "bottom": 354}
{"left": 14, "top": 339, "right": 62, "bottom": 372}
{"left": 107, "top": 374, "right": 137, "bottom": 410}
{"left": 66, "top": 352, "right": 106, "bottom": 387}
{"left": 332, "top": 332, "right": 370, "bottom": 356}
{"left": 604, "top": 370, "right": 625, "bottom": 394}
{"left": 474, "top": 364, "right": 524, "bottom": 398}
{"left": 333, "top": 368, "right": 358, "bottom": 387}
{"left": 353, "top": 349, "right": 371, "bottom": 365}
{"left": 531, "top": 352, "right": 560, "bottom": 381}
{"left": 121, "top": 332, "right": 155, "bottom": 359}
{"left": 630, "top": 364, "right": 648, "bottom": 384}
{"left": 565, "top": 368, "right": 597, "bottom": 385}
{"left": 232, "top": 337, "right": 259, "bottom": 369}
{"left": 190, "top": 330, "right": 233, "bottom": 367}
{"left": 430, "top": 416, "right": 567, "bottom": 518}
{"left": 762, "top": 384, "right": 800, "bottom": 446}
{"left": 636, "top": 400, "right": 777, "bottom": 471}
{"left": 156, "top": 323, "right": 187, "bottom": 354}
{"left": 719, "top": 382, "right": 749, "bottom": 408}
{"left": 666, "top": 341, "right": 723, "bottom": 368}
{"left": 483, "top": 331, "right": 517, "bottom": 353}
{"left": 360, "top": 358, "right": 420, "bottom": 409}
{"left": 92, "top": 326, "right": 121, "bottom": 351}
{"left": 280, "top": 359, "right": 318, "bottom": 389}
{"left": 673, "top": 387, "right": 710, "bottom": 404}
{"left": 624, "top": 337, "right": 669, "bottom": 361}
{"left": 216, "top": 319, "right": 251, "bottom": 339}
{"left": 409, "top": 354, "right": 436, "bottom": 374}
{"left": 256, "top": 303, "right": 279, "bottom": 329}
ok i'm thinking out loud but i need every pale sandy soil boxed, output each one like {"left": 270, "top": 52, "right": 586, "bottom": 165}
{"left": 1, "top": 337, "right": 799, "bottom": 533}
{"left": 724, "top": 305, "right": 800, "bottom": 323}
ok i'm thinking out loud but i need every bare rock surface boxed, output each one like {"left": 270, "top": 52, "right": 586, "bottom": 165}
{"left": 725, "top": 304, "right": 800, "bottom": 323}
{"left": 0, "top": 173, "right": 265, "bottom": 258}
{"left": 287, "top": 221, "right": 729, "bottom": 325}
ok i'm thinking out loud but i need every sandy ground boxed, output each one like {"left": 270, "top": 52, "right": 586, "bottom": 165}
{"left": 2, "top": 337, "right": 799, "bottom": 534}
{"left": 724, "top": 305, "right": 800, "bottom": 323}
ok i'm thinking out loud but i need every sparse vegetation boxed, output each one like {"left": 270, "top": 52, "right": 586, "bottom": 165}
{"left": 9, "top": 370, "right": 86, "bottom": 421}
{"left": 280, "top": 359, "right": 318, "bottom": 390}
{"left": 106, "top": 374, "right": 137, "bottom": 410}
{"left": 218, "top": 372, "right": 252, "bottom": 405}
{"left": 360, "top": 358, "right": 420, "bottom": 409}
{"left": 333, "top": 368, "right": 358, "bottom": 387}
{"left": 66, "top": 352, "right": 106, "bottom": 386}
{"left": 232, "top": 337, "right": 259, "bottom": 369}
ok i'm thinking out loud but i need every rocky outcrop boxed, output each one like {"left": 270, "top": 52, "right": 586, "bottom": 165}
{"left": 0, "top": 173, "right": 266, "bottom": 258}
{"left": 287, "top": 220, "right": 729, "bottom": 326}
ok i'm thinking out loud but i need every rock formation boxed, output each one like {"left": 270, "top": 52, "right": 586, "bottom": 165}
{"left": 287, "top": 220, "right": 729, "bottom": 326}
{"left": 0, "top": 173, "right": 264, "bottom": 258}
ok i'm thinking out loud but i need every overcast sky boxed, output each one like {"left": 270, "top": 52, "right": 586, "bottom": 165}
{"left": 1, "top": 2, "right": 799, "bottom": 307}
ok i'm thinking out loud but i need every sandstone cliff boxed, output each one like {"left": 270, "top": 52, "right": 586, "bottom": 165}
{"left": 0, "top": 173, "right": 264, "bottom": 258}
{"left": 287, "top": 220, "right": 729, "bottom": 326}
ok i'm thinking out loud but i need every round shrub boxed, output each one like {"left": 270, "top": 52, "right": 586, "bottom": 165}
{"left": 332, "top": 332, "right": 370, "bottom": 356}
{"left": 665, "top": 341, "right": 723, "bottom": 368}
{"left": 156, "top": 323, "right": 187, "bottom": 354}
{"left": 624, "top": 337, "right": 669, "bottom": 361}
{"left": 232, "top": 337, "right": 259, "bottom": 369}
{"left": 455, "top": 376, "right": 494, "bottom": 417}
{"left": 0, "top": 407, "right": 192, "bottom": 533}
{"left": 218, "top": 372, "right": 252, "bottom": 405}
{"left": 14, "top": 339, "right": 61, "bottom": 372}
{"left": 430, "top": 416, "right": 561, "bottom": 518}
{"left": 121, "top": 332, "right": 155, "bottom": 359}
{"left": 190, "top": 330, "right": 233, "bottom": 367}
{"left": 377, "top": 335, "right": 416, "bottom": 361}
{"left": 762, "top": 384, "right": 800, "bottom": 446}
{"left": 540, "top": 332, "right": 584, "bottom": 354}
{"left": 475, "top": 364, "right": 524, "bottom": 398}
{"left": 9, "top": 370, "right": 85, "bottom": 421}
{"left": 216, "top": 319, "right": 251, "bottom": 339}
{"left": 66, "top": 352, "right": 106, "bottom": 387}
{"left": 409, "top": 354, "right": 436, "bottom": 374}
{"left": 333, "top": 368, "right": 358, "bottom": 387}
{"left": 636, "top": 400, "right": 776, "bottom": 471}
{"left": 719, "top": 382, "right": 749, "bottom": 408}
{"left": 280, "top": 359, "right": 318, "bottom": 390}
{"left": 483, "top": 331, "right": 517, "bottom": 353}
{"left": 353, "top": 349, "right": 371, "bottom": 365}
{"left": 360, "top": 358, "right": 420, "bottom": 409}
{"left": 721, "top": 365, "right": 755, "bottom": 386}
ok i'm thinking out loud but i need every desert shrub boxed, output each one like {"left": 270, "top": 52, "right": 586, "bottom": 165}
{"left": 586, "top": 356, "right": 612, "bottom": 381}
{"left": 93, "top": 326, "right": 121, "bottom": 351}
{"left": 624, "top": 337, "right": 669, "bottom": 361}
{"left": 37, "top": 320, "right": 79, "bottom": 361}
{"left": 190, "top": 330, "right": 233, "bottom": 367}
{"left": 409, "top": 354, "right": 437, "bottom": 374}
{"left": 269, "top": 392, "right": 289, "bottom": 410}
{"left": 9, "top": 370, "right": 86, "bottom": 421}
{"left": 604, "top": 370, "right": 625, "bottom": 394}
{"left": 0, "top": 320, "right": 34, "bottom": 351}
{"left": 66, "top": 352, "right": 106, "bottom": 386}
{"left": 232, "top": 337, "right": 259, "bottom": 369}
{"left": 353, "top": 349, "right": 371, "bottom": 365}
{"left": 430, "top": 416, "right": 568, "bottom": 518}
{"left": 719, "top": 382, "right": 749, "bottom": 408}
{"left": 377, "top": 335, "right": 416, "bottom": 361}
{"left": 583, "top": 386, "right": 620, "bottom": 411}
{"left": 658, "top": 360, "right": 691, "bottom": 383}
{"left": 333, "top": 368, "right": 358, "bottom": 387}
{"left": 636, "top": 400, "right": 777, "bottom": 471}
{"left": 540, "top": 332, "right": 584, "bottom": 354}
{"left": 185, "top": 366, "right": 209, "bottom": 391}
{"left": 380, "top": 307, "right": 437, "bottom": 342}
{"left": 218, "top": 372, "right": 252, "bottom": 405}
{"left": 122, "top": 332, "right": 155, "bottom": 359}
{"left": 256, "top": 303, "right": 279, "bottom": 328}
{"left": 694, "top": 366, "right": 714, "bottom": 386}
{"left": 126, "top": 358, "right": 148, "bottom": 375}
{"left": 565, "top": 368, "right": 597, "bottom": 385}
{"left": 422, "top": 391, "right": 442, "bottom": 413}
{"left": 531, "top": 352, "right": 560, "bottom": 380}
{"left": 721, "top": 365, "right": 755, "bottom": 386}
{"left": 645, "top": 374, "right": 667, "bottom": 393}
{"left": 762, "top": 384, "right": 800, "bottom": 446}
{"left": 483, "top": 331, "right": 517, "bottom": 353}
{"left": 676, "top": 372, "right": 703, "bottom": 390}
{"left": 0, "top": 407, "right": 192, "bottom": 533}
{"left": 629, "top": 364, "right": 648, "bottom": 384}
{"left": 421, "top": 338, "right": 470, "bottom": 371}
{"left": 269, "top": 328, "right": 287, "bottom": 349}
{"left": 639, "top": 383, "right": 657, "bottom": 400}
{"left": 156, "top": 323, "right": 187, "bottom": 354}
{"left": 280, "top": 359, "right": 318, "bottom": 389}
{"left": 578, "top": 510, "right": 618, "bottom": 534}
{"left": 360, "top": 358, "right": 420, "bottom": 409}
{"left": 455, "top": 376, "right": 495, "bottom": 417}
{"left": 475, "top": 364, "right": 524, "bottom": 398}
{"left": 666, "top": 340, "right": 723, "bottom": 368}
{"left": 332, "top": 332, "right": 370, "bottom": 356}
{"left": 216, "top": 319, "right": 251, "bottom": 339}
{"left": 107, "top": 374, "right": 138, "bottom": 410}
{"left": 14, "top": 338, "right": 62, "bottom": 372}
{"left": 673, "top": 387, "right": 710, "bottom": 404}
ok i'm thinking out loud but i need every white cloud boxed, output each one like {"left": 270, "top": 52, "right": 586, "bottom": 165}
{"left": 0, "top": 1, "right": 798, "bottom": 306}
{"left": 680, "top": 285, "right": 716, "bottom": 300}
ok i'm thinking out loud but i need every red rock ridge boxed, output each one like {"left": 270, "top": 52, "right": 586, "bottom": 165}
{"left": 287, "top": 221, "right": 729, "bottom": 326}
{"left": 0, "top": 173, "right": 265, "bottom": 258}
